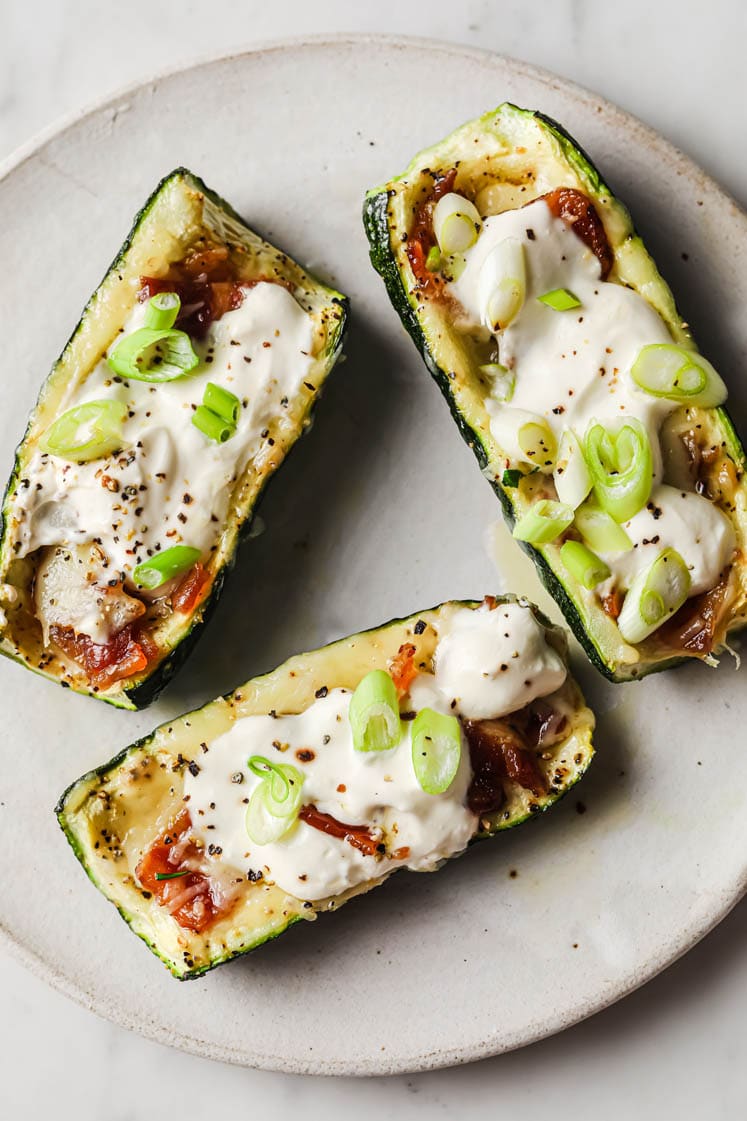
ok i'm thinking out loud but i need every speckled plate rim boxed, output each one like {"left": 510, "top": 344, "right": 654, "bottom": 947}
{"left": 0, "top": 33, "right": 745, "bottom": 1077}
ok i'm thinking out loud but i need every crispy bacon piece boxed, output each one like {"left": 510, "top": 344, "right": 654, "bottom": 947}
{"left": 656, "top": 576, "right": 731, "bottom": 655}
{"left": 462, "top": 718, "right": 548, "bottom": 814}
{"left": 521, "top": 702, "right": 568, "bottom": 748}
{"left": 406, "top": 167, "right": 458, "bottom": 293}
{"left": 389, "top": 642, "right": 419, "bottom": 696}
{"left": 172, "top": 562, "right": 211, "bottom": 615}
{"left": 601, "top": 588, "right": 624, "bottom": 620}
{"left": 139, "top": 243, "right": 245, "bottom": 338}
{"left": 299, "top": 805, "right": 380, "bottom": 856}
{"left": 136, "top": 810, "right": 231, "bottom": 933}
{"left": 541, "top": 187, "right": 614, "bottom": 279}
{"left": 50, "top": 621, "right": 154, "bottom": 686}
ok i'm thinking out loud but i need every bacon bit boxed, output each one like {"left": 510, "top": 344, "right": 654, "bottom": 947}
{"left": 541, "top": 187, "right": 614, "bottom": 278}
{"left": 139, "top": 244, "right": 245, "bottom": 338}
{"left": 50, "top": 622, "right": 153, "bottom": 686}
{"left": 299, "top": 805, "right": 380, "bottom": 856}
{"left": 483, "top": 595, "right": 498, "bottom": 610}
{"left": 172, "top": 562, "right": 211, "bottom": 615}
{"left": 391, "top": 846, "right": 411, "bottom": 861}
{"left": 602, "top": 588, "right": 624, "bottom": 620}
{"left": 462, "top": 718, "right": 548, "bottom": 814}
{"left": 388, "top": 642, "right": 419, "bottom": 696}
{"left": 136, "top": 810, "right": 234, "bottom": 933}
{"left": 522, "top": 702, "right": 568, "bottom": 747}
{"left": 406, "top": 167, "right": 458, "bottom": 293}
{"left": 657, "top": 575, "right": 731, "bottom": 655}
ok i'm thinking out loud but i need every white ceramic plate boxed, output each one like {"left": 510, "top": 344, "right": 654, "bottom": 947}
{"left": 0, "top": 35, "right": 745, "bottom": 1076}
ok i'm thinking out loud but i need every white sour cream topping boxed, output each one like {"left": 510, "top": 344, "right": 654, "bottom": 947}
{"left": 8, "top": 282, "right": 315, "bottom": 585}
{"left": 183, "top": 604, "right": 567, "bottom": 901}
{"left": 434, "top": 601, "right": 567, "bottom": 719}
{"left": 451, "top": 198, "right": 674, "bottom": 467}
{"left": 600, "top": 483, "right": 736, "bottom": 596}
{"left": 449, "top": 198, "right": 736, "bottom": 603}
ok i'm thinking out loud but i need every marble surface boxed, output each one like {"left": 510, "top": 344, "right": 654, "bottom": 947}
{"left": 1, "top": 0, "right": 745, "bottom": 1115}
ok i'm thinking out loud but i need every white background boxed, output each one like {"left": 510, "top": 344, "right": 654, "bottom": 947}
{"left": 1, "top": 1, "right": 745, "bottom": 1116}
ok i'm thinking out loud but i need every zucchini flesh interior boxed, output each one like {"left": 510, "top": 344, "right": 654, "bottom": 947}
{"left": 0, "top": 169, "right": 348, "bottom": 708}
{"left": 56, "top": 597, "right": 594, "bottom": 979}
{"left": 363, "top": 104, "right": 747, "bottom": 681}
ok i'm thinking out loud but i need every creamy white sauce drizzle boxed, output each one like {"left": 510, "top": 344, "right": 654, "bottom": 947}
{"left": 433, "top": 601, "right": 567, "bottom": 719}
{"left": 449, "top": 198, "right": 736, "bottom": 604}
{"left": 183, "top": 604, "right": 567, "bottom": 901}
{"left": 8, "top": 283, "right": 315, "bottom": 594}
{"left": 451, "top": 199, "right": 674, "bottom": 458}
{"left": 599, "top": 483, "right": 735, "bottom": 596}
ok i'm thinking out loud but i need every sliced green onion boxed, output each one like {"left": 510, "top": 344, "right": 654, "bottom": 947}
{"left": 247, "top": 756, "right": 304, "bottom": 817}
{"left": 425, "top": 245, "right": 442, "bottom": 272}
{"left": 490, "top": 409, "right": 555, "bottom": 475}
{"left": 40, "top": 399, "right": 128, "bottom": 462}
{"left": 192, "top": 405, "right": 235, "bottom": 443}
{"left": 574, "top": 501, "right": 633, "bottom": 554}
{"left": 349, "top": 669, "right": 400, "bottom": 752}
{"left": 432, "top": 192, "right": 482, "bottom": 255}
{"left": 108, "top": 327, "right": 198, "bottom": 383}
{"left": 512, "top": 499, "right": 574, "bottom": 545}
{"left": 144, "top": 291, "right": 180, "bottom": 330}
{"left": 538, "top": 287, "right": 581, "bottom": 311}
{"left": 154, "top": 870, "right": 189, "bottom": 881}
{"left": 411, "top": 708, "right": 461, "bottom": 795}
{"left": 133, "top": 545, "right": 201, "bottom": 590}
{"left": 583, "top": 419, "right": 653, "bottom": 523}
{"left": 203, "top": 382, "right": 240, "bottom": 425}
{"left": 631, "top": 343, "right": 728, "bottom": 407}
{"left": 479, "top": 237, "right": 526, "bottom": 331}
{"left": 560, "top": 540, "right": 611, "bottom": 589}
{"left": 518, "top": 420, "right": 557, "bottom": 472}
{"left": 443, "top": 253, "right": 467, "bottom": 281}
{"left": 480, "top": 363, "right": 515, "bottom": 403}
{"left": 553, "top": 429, "right": 592, "bottom": 509}
{"left": 617, "top": 548, "right": 691, "bottom": 644}
{"left": 502, "top": 468, "right": 523, "bottom": 488}
{"left": 245, "top": 756, "right": 304, "bottom": 845}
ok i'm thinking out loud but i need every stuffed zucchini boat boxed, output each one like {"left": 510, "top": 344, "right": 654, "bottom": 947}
{"left": 0, "top": 169, "right": 348, "bottom": 707}
{"left": 57, "top": 596, "right": 594, "bottom": 979}
{"left": 363, "top": 104, "right": 747, "bottom": 680}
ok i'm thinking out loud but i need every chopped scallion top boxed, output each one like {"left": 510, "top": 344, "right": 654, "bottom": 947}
{"left": 40, "top": 400, "right": 128, "bottom": 462}
{"left": 245, "top": 755, "right": 304, "bottom": 845}
{"left": 411, "top": 708, "right": 461, "bottom": 795}
{"left": 617, "top": 547, "right": 691, "bottom": 644}
{"left": 203, "top": 382, "right": 240, "bottom": 425}
{"left": 425, "top": 245, "right": 442, "bottom": 272}
{"left": 631, "top": 343, "right": 727, "bottom": 407}
{"left": 583, "top": 419, "right": 653, "bottom": 523}
{"left": 144, "top": 292, "right": 181, "bottom": 331}
{"left": 432, "top": 192, "right": 482, "bottom": 255}
{"left": 560, "top": 540, "right": 611, "bottom": 589}
{"left": 537, "top": 288, "right": 582, "bottom": 311}
{"left": 512, "top": 499, "right": 574, "bottom": 545}
{"left": 192, "top": 405, "right": 235, "bottom": 444}
{"left": 349, "top": 669, "right": 400, "bottom": 752}
{"left": 133, "top": 544, "right": 201, "bottom": 590}
{"left": 108, "top": 326, "right": 198, "bottom": 383}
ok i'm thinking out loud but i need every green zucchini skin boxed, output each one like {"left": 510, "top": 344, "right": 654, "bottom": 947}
{"left": 56, "top": 596, "right": 595, "bottom": 979}
{"left": 363, "top": 104, "right": 747, "bottom": 682}
{"left": 0, "top": 168, "right": 349, "bottom": 708}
